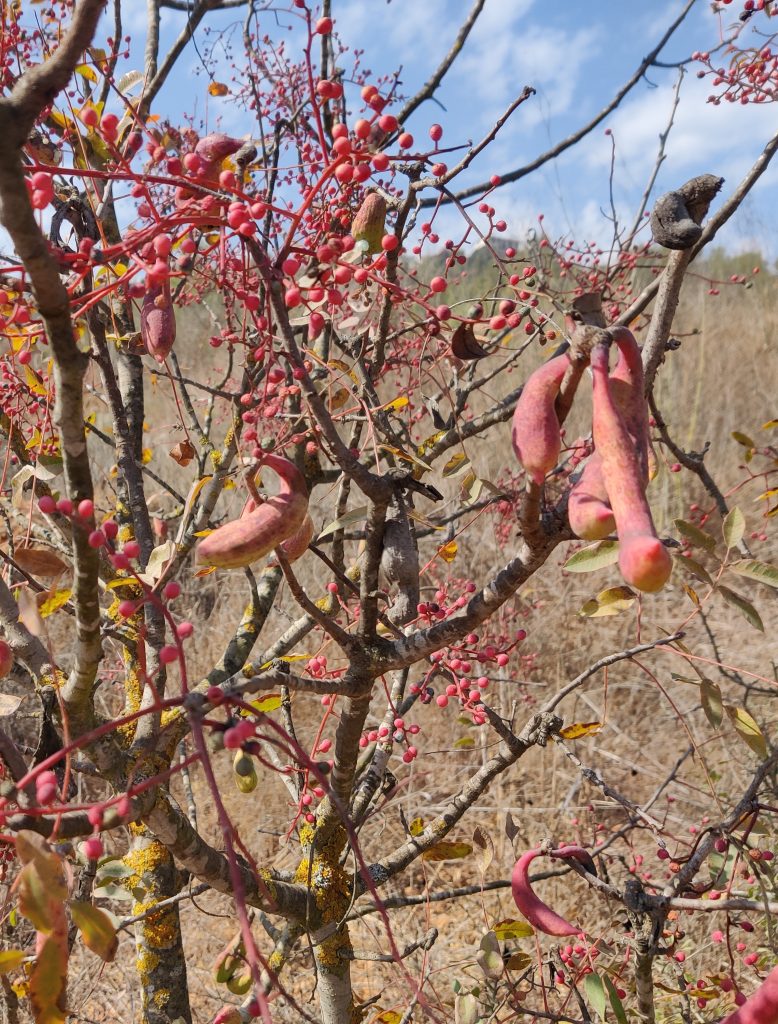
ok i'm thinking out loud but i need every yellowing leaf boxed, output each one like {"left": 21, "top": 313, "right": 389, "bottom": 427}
{"left": 369, "top": 1012, "right": 402, "bottom": 1024}
{"left": 70, "top": 902, "right": 118, "bottom": 962}
{"left": 453, "top": 736, "right": 475, "bottom": 749}
{"left": 438, "top": 540, "right": 458, "bottom": 563}
{"left": 408, "top": 817, "right": 424, "bottom": 837}
{"left": 494, "top": 919, "right": 534, "bottom": 941}
{"left": 247, "top": 694, "right": 282, "bottom": 714}
{"left": 141, "top": 448, "right": 153, "bottom": 464}
{"left": 208, "top": 81, "right": 230, "bottom": 96}
{"left": 0, "top": 950, "right": 26, "bottom": 974}
{"left": 579, "top": 585, "right": 636, "bottom": 618}
{"left": 384, "top": 396, "right": 409, "bottom": 412}
{"left": 559, "top": 722, "right": 602, "bottom": 740}
{"left": 24, "top": 365, "right": 47, "bottom": 397}
{"left": 726, "top": 705, "right": 767, "bottom": 759}
{"left": 38, "top": 589, "right": 71, "bottom": 618}
{"left": 75, "top": 63, "right": 98, "bottom": 82}
{"left": 442, "top": 452, "right": 469, "bottom": 477}
{"left": 422, "top": 842, "right": 472, "bottom": 861}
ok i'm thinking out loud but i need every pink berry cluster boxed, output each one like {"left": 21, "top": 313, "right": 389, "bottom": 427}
{"left": 695, "top": 42, "right": 778, "bottom": 105}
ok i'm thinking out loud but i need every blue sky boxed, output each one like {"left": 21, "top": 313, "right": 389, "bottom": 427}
{"left": 115, "top": 1, "right": 778, "bottom": 258}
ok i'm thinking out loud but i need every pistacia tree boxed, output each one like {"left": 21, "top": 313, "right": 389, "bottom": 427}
{"left": 0, "top": 2, "right": 778, "bottom": 1023}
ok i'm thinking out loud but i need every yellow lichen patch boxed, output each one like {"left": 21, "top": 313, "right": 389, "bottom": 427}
{"left": 123, "top": 839, "right": 171, "bottom": 894}
{"left": 315, "top": 924, "right": 352, "bottom": 971}
{"left": 267, "top": 949, "right": 284, "bottom": 972}
{"left": 136, "top": 947, "right": 161, "bottom": 977}
{"left": 133, "top": 904, "right": 178, "bottom": 949}
{"left": 153, "top": 988, "right": 171, "bottom": 1010}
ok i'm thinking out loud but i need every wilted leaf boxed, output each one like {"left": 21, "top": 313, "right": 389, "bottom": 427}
{"left": 70, "top": 901, "right": 118, "bottom": 962}
{"left": 0, "top": 950, "right": 25, "bottom": 974}
{"left": 38, "top": 588, "right": 71, "bottom": 618}
{"left": 453, "top": 736, "right": 475, "bottom": 749}
{"left": 451, "top": 321, "right": 488, "bottom": 360}
{"left": 726, "top": 705, "right": 767, "bottom": 759}
{"left": 717, "top": 585, "right": 764, "bottom": 631}
{"left": 169, "top": 440, "right": 196, "bottom": 466}
{"left": 460, "top": 471, "right": 484, "bottom": 505}
{"left": 144, "top": 540, "right": 176, "bottom": 582}
{"left": 208, "top": 81, "right": 230, "bottom": 96}
{"left": 682, "top": 582, "right": 700, "bottom": 606}
{"left": 723, "top": 507, "right": 745, "bottom": 550}
{"left": 579, "top": 585, "right": 636, "bottom": 618}
{"left": 443, "top": 452, "right": 469, "bottom": 477}
{"left": 476, "top": 931, "right": 503, "bottom": 979}
{"left": 13, "top": 545, "right": 69, "bottom": 578}
{"left": 731, "top": 559, "right": 778, "bottom": 589}
{"left": 494, "top": 919, "right": 534, "bottom": 941}
{"left": 700, "top": 678, "right": 723, "bottom": 729}
{"left": 422, "top": 842, "right": 472, "bottom": 861}
{"left": 454, "top": 993, "right": 479, "bottom": 1024}
{"left": 17, "top": 587, "right": 44, "bottom": 636}
{"left": 504, "top": 951, "right": 533, "bottom": 971}
{"left": 0, "top": 693, "right": 21, "bottom": 717}
{"left": 563, "top": 540, "right": 619, "bottom": 573}
{"left": 504, "top": 811, "right": 519, "bottom": 844}
{"left": 472, "top": 826, "right": 494, "bottom": 875}
{"left": 674, "top": 519, "right": 717, "bottom": 553}
{"left": 438, "top": 540, "right": 458, "bottom": 563}
{"left": 559, "top": 721, "right": 602, "bottom": 740}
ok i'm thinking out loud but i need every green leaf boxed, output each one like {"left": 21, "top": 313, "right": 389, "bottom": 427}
{"left": 579, "top": 585, "right": 636, "bottom": 618}
{"left": 70, "top": 901, "right": 118, "bottom": 962}
{"left": 584, "top": 973, "right": 607, "bottom": 1022}
{"left": 563, "top": 540, "right": 619, "bottom": 573}
{"left": 700, "top": 678, "right": 723, "bottom": 729}
{"left": 603, "top": 975, "right": 628, "bottom": 1024}
{"left": 723, "top": 507, "right": 745, "bottom": 550}
{"left": 717, "top": 586, "right": 764, "bottom": 632}
{"left": 725, "top": 705, "right": 768, "bottom": 759}
{"left": 676, "top": 555, "right": 713, "bottom": 587}
{"left": 674, "top": 519, "right": 717, "bottom": 553}
{"left": 731, "top": 559, "right": 778, "bottom": 589}
{"left": 316, "top": 505, "right": 367, "bottom": 540}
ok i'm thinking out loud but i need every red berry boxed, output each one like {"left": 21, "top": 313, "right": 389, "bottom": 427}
{"left": 315, "top": 16, "right": 333, "bottom": 34}
{"left": 77, "top": 499, "right": 94, "bottom": 519}
{"left": 159, "top": 645, "right": 179, "bottom": 665}
{"left": 83, "top": 837, "right": 104, "bottom": 860}
{"left": 37, "top": 496, "right": 56, "bottom": 514}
